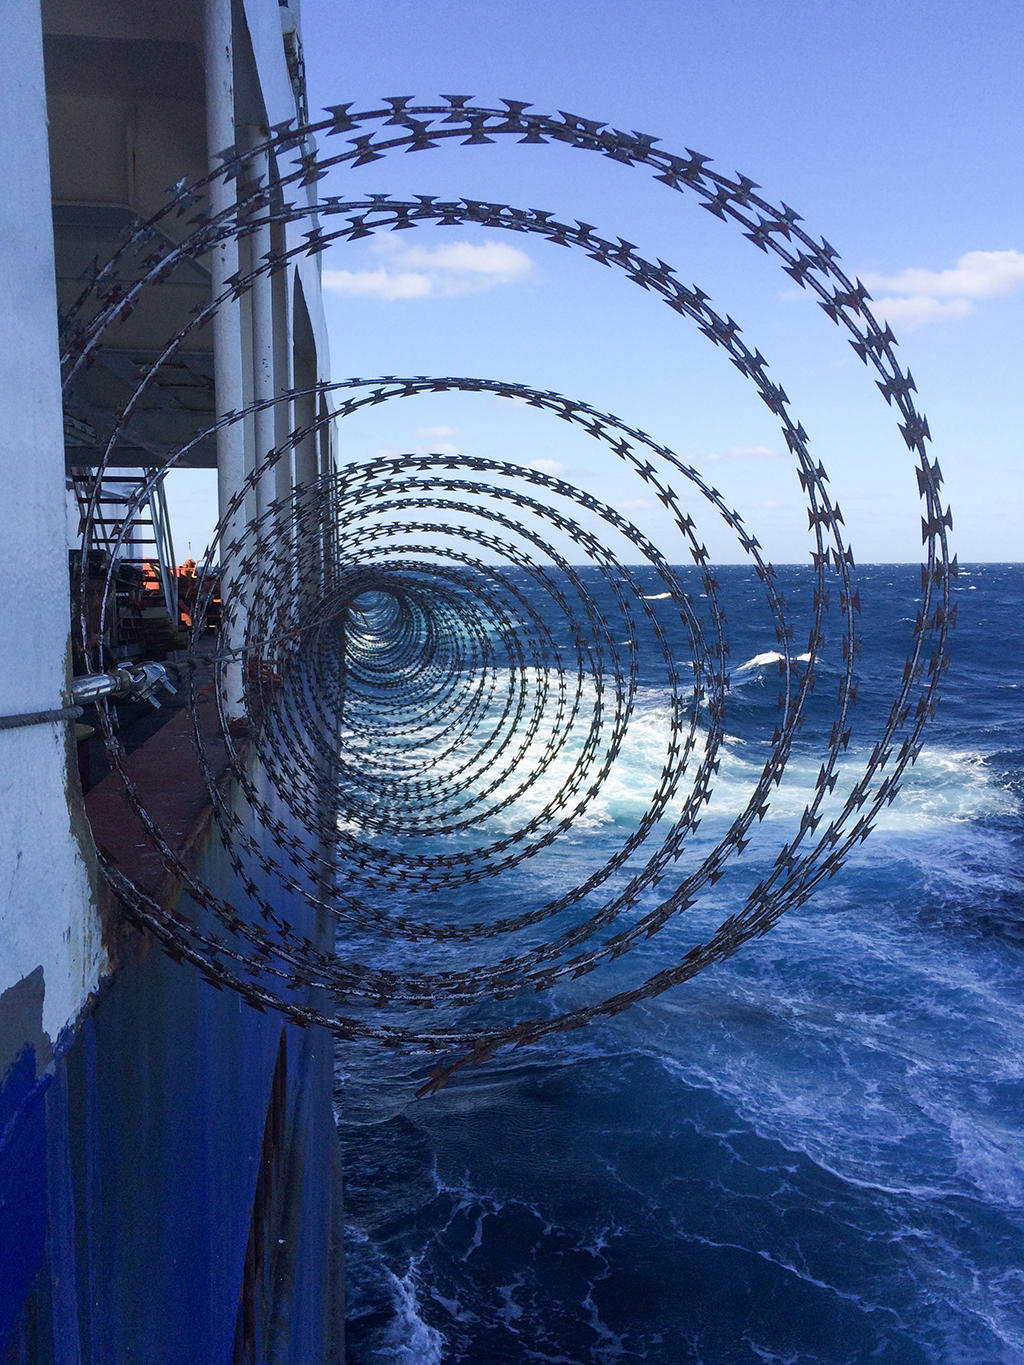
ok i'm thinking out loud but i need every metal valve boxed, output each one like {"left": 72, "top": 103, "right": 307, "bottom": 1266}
{"left": 71, "top": 661, "right": 178, "bottom": 709}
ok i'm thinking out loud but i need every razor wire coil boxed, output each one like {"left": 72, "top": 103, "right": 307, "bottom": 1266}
{"left": 64, "top": 99, "right": 954, "bottom": 1091}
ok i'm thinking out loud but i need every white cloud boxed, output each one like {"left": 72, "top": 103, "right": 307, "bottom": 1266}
{"left": 525, "top": 459, "right": 565, "bottom": 476}
{"left": 861, "top": 250, "right": 1024, "bottom": 301}
{"left": 415, "top": 425, "right": 459, "bottom": 440}
{"left": 323, "top": 237, "right": 533, "bottom": 301}
{"left": 381, "top": 239, "right": 531, "bottom": 282}
{"left": 859, "top": 249, "right": 1024, "bottom": 330}
{"left": 322, "top": 269, "right": 433, "bottom": 300}
{"left": 870, "top": 295, "right": 976, "bottom": 330}
{"left": 726, "top": 445, "right": 779, "bottom": 460}
{"left": 368, "top": 440, "right": 460, "bottom": 458}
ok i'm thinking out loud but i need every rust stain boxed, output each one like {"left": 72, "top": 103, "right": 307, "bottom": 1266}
{"left": 83, "top": 694, "right": 243, "bottom": 969}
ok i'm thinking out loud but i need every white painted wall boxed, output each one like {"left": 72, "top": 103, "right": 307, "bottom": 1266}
{"left": 242, "top": 0, "right": 300, "bottom": 130}
{"left": 0, "top": 4, "right": 106, "bottom": 1046}
{"left": 0, "top": 0, "right": 332, "bottom": 1056}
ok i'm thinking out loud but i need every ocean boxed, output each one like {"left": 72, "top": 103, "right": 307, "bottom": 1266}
{"left": 334, "top": 562, "right": 1024, "bottom": 1364}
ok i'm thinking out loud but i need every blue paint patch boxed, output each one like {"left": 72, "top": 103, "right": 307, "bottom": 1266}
{"left": 0, "top": 1045, "right": 49, "bottom": 1350}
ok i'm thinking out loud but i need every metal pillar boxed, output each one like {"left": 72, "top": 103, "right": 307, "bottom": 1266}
{"left": 249, "top": 140, "right": 276, "bottom": 529}
{"left": 203, "top": 0, "right": 245, "bottom": 712}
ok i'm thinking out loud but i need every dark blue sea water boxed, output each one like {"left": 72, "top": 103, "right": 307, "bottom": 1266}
{"left": 335, "top": 563, "right": 1024, "bottom": 1364}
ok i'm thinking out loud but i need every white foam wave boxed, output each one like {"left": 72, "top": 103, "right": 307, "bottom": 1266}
{"left": 735, "top": 649, "right": 812, "bottom": 673}
{"left": 335, "top": 680, "right": 1018, "bottom": 843}
{"left": 496, "top": 1275, "right": 526, "bottom": 1324}
{"left": 871, "top": 748, "right": 1018, "bottom": 830}
{"left": 932, "top": 1106, "right": 1024, "bottom": 1209}
{"left": 382, "top": 1267, "right": 445, "bottom": 1363}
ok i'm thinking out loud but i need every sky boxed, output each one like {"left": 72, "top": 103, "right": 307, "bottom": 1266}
{"left": 168, "top": 0, "right": 1023, "bottom": 564}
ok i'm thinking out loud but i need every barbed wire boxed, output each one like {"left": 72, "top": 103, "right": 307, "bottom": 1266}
{"left": 64, "top": 99, "right": 954, "bottom": 1092}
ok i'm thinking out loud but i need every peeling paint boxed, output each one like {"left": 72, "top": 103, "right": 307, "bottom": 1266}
{"left": 0, "top": 968, "right": 51, "bottom": 1085}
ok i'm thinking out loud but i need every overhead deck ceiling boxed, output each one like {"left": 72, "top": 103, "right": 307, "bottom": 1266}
{"left": 44, "top": 0, "right": 271, "bottom": 469}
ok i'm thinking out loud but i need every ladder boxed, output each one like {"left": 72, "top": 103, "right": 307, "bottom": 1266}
{"left": 70, "top": 467, "right": 179, "bottom": 629}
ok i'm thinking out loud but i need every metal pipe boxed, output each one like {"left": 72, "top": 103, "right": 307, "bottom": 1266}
{"left": 70, "top": 662, "right": 177, "bottom": 709}
{"left": 203, "top": 0, "right": 245, "bottom": 714}
{"left": 250, "top": 140, "right": 276, "bottom": 528}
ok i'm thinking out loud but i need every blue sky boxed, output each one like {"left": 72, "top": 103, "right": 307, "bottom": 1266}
{"left": 170, "top": 0, "right": 1023, "bottom": 563}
